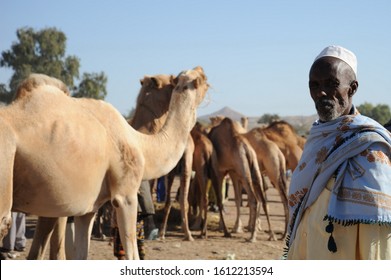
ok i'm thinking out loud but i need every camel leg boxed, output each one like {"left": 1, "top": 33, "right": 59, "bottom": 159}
{"left": 49, "top": 217, "right": 67, "bottom": 260}
{"left": 72, "top": 213, "right": 95, "bottom": 259}
{"left": 276, "top": 176, "right": 289, "bottom": 240}
{"left": 179, "top": 147, "right": 194, "bottom": 241}
{"left": 196, "top": 172, "right": 210, "bottom": 239}
{"left": 231, "top": 178, "right": 243, "bottom": 233}
{"left": 211, "top": 171, "right": 231, "bottom": 238}
{"left": 267, "top": 164, "right": 289, "bottom": 240}
{"left": 114, "top": 192, "right": 139, "bottom": 260}
{"left": 250, "top": 174, "right": 276, "bottom": 241}
{"left": 246, "top": 197, "right": 258, "bottom": 243}
{"left": 27, "top": 217, "right": 58, "bottom": 259}
{"left": 0, "top": 125, "right": 15, "bottom": 243}
{"left": 199, "top": 176, "right": 209, "bottom": 239}
{"left": 258, "top": 192, "right": 276, "bottom": 241}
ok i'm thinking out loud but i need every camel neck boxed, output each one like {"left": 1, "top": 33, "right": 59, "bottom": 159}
{"left": 137, "top": 89, "right": 197, "bottom": 180}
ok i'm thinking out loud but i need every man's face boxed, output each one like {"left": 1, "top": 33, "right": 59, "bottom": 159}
{"left": 309, "top": 57, "right": 356, "bottom": 122}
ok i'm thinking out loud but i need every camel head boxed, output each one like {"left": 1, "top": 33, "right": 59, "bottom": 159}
{"left": 131, "top": 74, "right": 176, "bottom": 133}
{"left": 173, "top": 66, "right": 208, "bottom": 107}
{"left": 209, "top": 115, "right": 225, "bottom": 127}
{"left": 168, "top": 66, "right": 208, "bottom": 130}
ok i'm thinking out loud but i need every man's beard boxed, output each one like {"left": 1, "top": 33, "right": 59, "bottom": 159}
{"left": 315, "top": 98, "right": 346, "bottom": 122}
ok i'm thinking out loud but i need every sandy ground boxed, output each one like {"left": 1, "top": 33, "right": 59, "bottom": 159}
{"left": 2, "top": 177, "right": 287, "bottom": 260}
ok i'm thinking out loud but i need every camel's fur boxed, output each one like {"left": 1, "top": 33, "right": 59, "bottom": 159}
{"left": 0, "top": 68, "right": 207, "bottom": 259}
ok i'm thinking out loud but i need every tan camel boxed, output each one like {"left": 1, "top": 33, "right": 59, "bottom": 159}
{"left": 243, "top": 127, "right": 289, "bottom": 239}
{"left": 130, "top": 73, "right": 198, "bottom": 241}
{"left": 0, "top": 68, "right": 207, "bottom": 260}
{"left": 28, "top": 70, "right": 201, "bottom": 259}
{"left": 28, "top": 73, "right": 179, "bottom": 259}
{"left": 262, "top": 120, "right": 305, "bottom": 171}
{"left": 208, "top": 117, "right": 276, "bottom": 242}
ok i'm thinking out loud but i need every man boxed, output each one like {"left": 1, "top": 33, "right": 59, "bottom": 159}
{"left": 286, "top": 45, "right": 391, "bottom": 259}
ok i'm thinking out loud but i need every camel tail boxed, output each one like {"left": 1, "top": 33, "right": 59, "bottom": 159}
{"left": 279, "top": 165, "right": 289, "bottom": 200}
{"left": 242, "top": 141, "right": 265, "bottom": 203}
{"left": 0, "top": 118, "right": 17, "bottom": 241}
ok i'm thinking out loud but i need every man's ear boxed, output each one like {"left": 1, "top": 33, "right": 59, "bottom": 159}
{"left": 349, "top": 80, "right": 359, "bottom": 97}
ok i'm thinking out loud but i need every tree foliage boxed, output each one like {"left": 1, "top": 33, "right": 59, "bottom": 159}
{"left": 73, "top": 72, "right": 107, "bottom": 100}
{"left": 357, "top": 102, "right": 391, "bottom": 125}
{"left": 257, "top": 113, "right": 280, "bottom": 124}
{"left": 0, "top": 27, "right": 107, "bottom": 102}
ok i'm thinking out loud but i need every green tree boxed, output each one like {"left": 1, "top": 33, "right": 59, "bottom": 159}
{"left": 0, "top": 83, "right": 11, "bottom": 103}
{"left": 357, "top": 102, "right": 391, "bottom": 125}
{"left": 73, "top": 72, "right": 107, "bottom": 100}
{"left": 356, "top": 102, "right": 373, "bottom": 117}
{"left": 257, "top": 113, "right": 280, "bottom": 124}
{"left": 1, "top": 27, "right": 107, "bottom": 101}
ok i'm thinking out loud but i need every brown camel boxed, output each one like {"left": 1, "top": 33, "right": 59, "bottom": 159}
{"left": 130, "top": 73, "right": 198, "bottom": 241}
{"left": 243, "top": 127, "right": 289, "bottom": 239}
{"left": 0, "top": 68, "right": 208, "bottom": 260}
{"left": 208, "top": 118, "right": 276, "bottom": 242}
{"left": 262, "top": 120, "right": 305, "bottom": 171}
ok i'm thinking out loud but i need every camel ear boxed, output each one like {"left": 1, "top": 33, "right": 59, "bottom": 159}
{"left": 140, "top": 76, "right": 150, "bottom": 86}
{"left": 170, "top": 75, "right": 178, "bottom": 86}
{"left": 193, "top": 77, "right": 201, "bottom": 89}
{"left": 150, "top": 77, "right": 162, "bottom": 89}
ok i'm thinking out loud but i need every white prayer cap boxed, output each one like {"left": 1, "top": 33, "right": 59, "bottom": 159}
{"left": 314, "top": 45, "right": 357, "bottom": 76}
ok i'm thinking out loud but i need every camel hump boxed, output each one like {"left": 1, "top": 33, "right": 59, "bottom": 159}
{"left": 15, "top": 73, "right": 70, "bottom": 100}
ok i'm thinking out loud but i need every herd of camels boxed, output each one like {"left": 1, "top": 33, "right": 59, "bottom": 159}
{"left": 0, "top": 66, "right": 306, "bottom": 260}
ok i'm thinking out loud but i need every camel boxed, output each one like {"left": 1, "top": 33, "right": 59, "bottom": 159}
{"left": 242, "top": 127, "right": 289, "bottom": 239}
{"left": 262, "top": 120, "right": 305, "bottom": 171}
{"left": 208, "top": 117, "right": 276, "bottom": 242}
{"left": 130, "top": 73, "right": 197, "bottom": 241}
{"left": 0, "top": 68, "right": 208, "bottom": 260}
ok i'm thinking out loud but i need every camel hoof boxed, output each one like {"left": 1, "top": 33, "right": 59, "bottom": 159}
{"left": 278, "top": 234, "right": 287, "bottom": 241}
{"left": 268, "top": 235, "right": 277, "bottom": 241}
{"left": 224, "top": 232, "right": 232, "bottom": 238}
{"left": 232, "top": 227, "right": 243, "bottom": 234}
{"left": 184, "top": 236, "right": 195, "bottom": 242}
{"left": 245, "top": 237, "right": 256, "bottom": 243}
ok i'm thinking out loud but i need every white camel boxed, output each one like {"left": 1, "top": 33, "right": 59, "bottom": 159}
{"left": 0, "top": 67, "right": 208, "bottom": 260}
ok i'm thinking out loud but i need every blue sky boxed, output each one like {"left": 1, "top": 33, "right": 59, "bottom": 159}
{"left": 1, "top": 0, "right": 390, "bottom": 117}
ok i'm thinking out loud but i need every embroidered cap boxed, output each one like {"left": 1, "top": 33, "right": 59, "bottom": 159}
{"left": 314, "top": 45, "right": 357, "bottom": 76}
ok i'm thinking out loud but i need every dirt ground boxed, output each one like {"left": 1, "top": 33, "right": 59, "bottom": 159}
{"left": 3, "top": 177, "right": 287, "bottom": 260}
